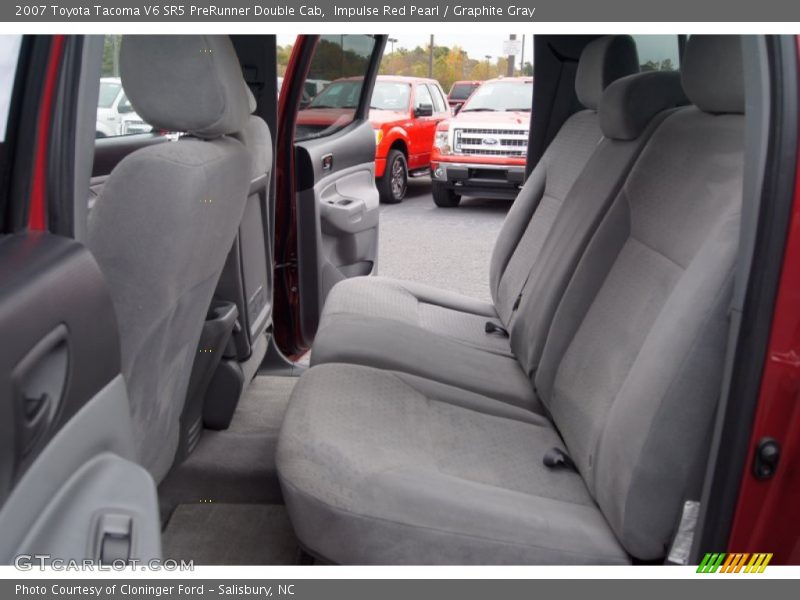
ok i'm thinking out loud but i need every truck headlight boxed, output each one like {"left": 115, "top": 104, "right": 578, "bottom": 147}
{"left": 434, "top": 130, "right": 450, "bottom": 154}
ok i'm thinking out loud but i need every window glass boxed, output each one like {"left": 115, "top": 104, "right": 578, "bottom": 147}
{"left": 97, "top": 35, "right": 154, "bottom": 137}
{"left": 0, "top": 35, "right": 22, "bottom": 142}
{"left": 633, "top": 35, "right": 680, "bottom": 71}
{"left": 414, "top": 83, "right": 433, "bottom": 109}
{"left": 461, "top": 80, "right": 533, "bottom": 113}
{"left": 428, "top": 84, "right": 446, "bottom": 113}
{"left": 370, "top": 82, "right": 410, "bottom": 111}
{"left": 449, "top": 83, "right": 479, "bottom": 101}
{"left": 294, "top": 35, "right": 379, "bottom": 141}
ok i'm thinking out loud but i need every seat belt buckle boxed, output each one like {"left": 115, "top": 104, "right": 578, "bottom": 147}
{"left": 543, "top": 447, "right": 577, "bottom": 472}
{"left": 484, "top": 321, "right": 509, "bottom": 337}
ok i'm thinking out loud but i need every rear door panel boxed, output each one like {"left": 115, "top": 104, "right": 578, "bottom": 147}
{"left": 0, "top": 233, "right": 161, "bottom": 563}
{"left": 276, "top": 34, "right": 386, "bottom": 351}
{"left": 0, "top": 35, "right": 161, "bottom": 565}
{"left": 295, "top": 121, "right": 380, "bottom": 342}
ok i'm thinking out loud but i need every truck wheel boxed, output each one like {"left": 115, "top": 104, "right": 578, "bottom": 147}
{"left": 432, "top": 181, "right": 461, "bottom": 207}
{"left": 378, "top": 150, "right": 407, "bottom": 204}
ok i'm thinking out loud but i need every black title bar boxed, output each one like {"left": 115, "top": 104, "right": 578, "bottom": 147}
{"left": 3, "top": 0, "right": 800, "bottom": 22}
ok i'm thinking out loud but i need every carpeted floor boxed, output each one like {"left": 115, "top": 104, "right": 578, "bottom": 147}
{"left": 158, "top": 375, "right": 299, "bottom": 564}
{"left": 162, "top": 503, "right": 299, "bottom": 565}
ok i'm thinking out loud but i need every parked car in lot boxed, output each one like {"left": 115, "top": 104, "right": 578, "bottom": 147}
{"left": 447, "top": 80, "right": 482, "bottom": 110}
{"left": 297, "top": 75, "right": 450, "bottom": 203}
{"left": 96, "top": 76, "right": 150, "bottom": 137}
{"left": 431, "top": 76, "right": 533, "bottom": 207}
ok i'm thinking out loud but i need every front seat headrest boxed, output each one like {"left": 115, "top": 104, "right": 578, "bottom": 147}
{"left": 120, "top": 35, "right": 250, "bottom": 139}
{"left": 576, "top": 35, "right": 640, "bottom": 111}
{"left": 681, "top": 35, "right": 745, "bottom": 115}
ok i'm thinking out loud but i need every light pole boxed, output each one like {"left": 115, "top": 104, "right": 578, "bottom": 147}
{"left": 485, "top": 55, "right": 492, "bottom": 79}
{"left": 428, "top": 34, "right": 434, "bottom": 78}
{"left": 506, "top": 34, "right": 516, "bottom": 77}
{"left": 388, "top": 37, "right": 397, "bottom": 55}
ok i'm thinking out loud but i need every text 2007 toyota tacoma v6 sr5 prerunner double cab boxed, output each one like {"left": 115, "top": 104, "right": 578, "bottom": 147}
{"left": 430, "top": 77, "right": 533, "bottom": 207}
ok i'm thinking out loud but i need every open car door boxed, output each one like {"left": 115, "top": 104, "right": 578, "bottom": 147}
{"left": 274, "top": 35, "right": 386, "bottom": 356}
{"left": 0, "top": 35, "right": 161, "bottom": 566}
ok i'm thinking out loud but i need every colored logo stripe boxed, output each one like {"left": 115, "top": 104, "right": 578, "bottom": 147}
{"left": 697, "top": 553, "right": 772, "bottom": 573}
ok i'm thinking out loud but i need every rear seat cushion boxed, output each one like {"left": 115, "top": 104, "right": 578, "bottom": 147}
{"left": 318, "top": 276, "right": 507, "bottom": 354}
{"left": 312, "top": 311, "right": 540, "bottom": 412}
{"left": 277, "top": 364, "right": 630, "bottom": 565}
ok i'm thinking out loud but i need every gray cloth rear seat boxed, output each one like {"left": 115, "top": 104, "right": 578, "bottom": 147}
{"left": 276, "top": 35, "right": 745, "bottom": 564}
{"left": 313, "top": 37, "right": 637, "bottom": 360}
{"left": 312, "top": 49, "right": 686, "bottom": 411}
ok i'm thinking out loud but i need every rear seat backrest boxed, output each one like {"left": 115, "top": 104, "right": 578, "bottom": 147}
{"left": 510, "top": 70, "right": 688, "bottom": 377}
{"left": 489, "top": 35, "right": 640, "bottom": 324}
{"left": 535, "top": 35, "right": 745, "bottom": 560}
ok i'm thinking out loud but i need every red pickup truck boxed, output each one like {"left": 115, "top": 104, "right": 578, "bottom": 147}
{"left": 296, "top": 75, "right": 450, "bottom": 203}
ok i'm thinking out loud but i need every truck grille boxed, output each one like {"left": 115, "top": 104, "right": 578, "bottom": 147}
{"left": 453, "top": 127, "right": 528, "bottom": 157}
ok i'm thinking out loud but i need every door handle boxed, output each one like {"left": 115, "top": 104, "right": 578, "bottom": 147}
{"left": 13, "top": 325, "right": 69, "bottom": 457}
{"left": 23, "top": 392, "right": 51, "bottom": 422}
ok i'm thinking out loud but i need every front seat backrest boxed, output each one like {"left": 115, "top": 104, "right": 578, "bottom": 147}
{"left": 88, "top": 35, "right": 252, "bottom": 482}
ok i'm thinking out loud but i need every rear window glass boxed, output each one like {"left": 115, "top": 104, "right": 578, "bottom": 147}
{"left": 97, "top": 80, "right": 121, "bottom": 108}
{"left": 0, "top": 35, "right": 22, "bottom": 142}
{"left": 294, "top": 35, "right": 379, "bottom": 141}
{"left": 370, "top": 82, "right": 410, "bottom": 111}
{"left": 97, "top": 36, "right": 155, "bottom": 137}
{"left": 633, "top": 35, "right": 680, "bottom": 71}
{"left": 450, "top": 83, "right": 479, "bottom": 101}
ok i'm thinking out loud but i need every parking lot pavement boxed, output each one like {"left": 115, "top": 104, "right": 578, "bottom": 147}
{"left": 377, "top": 177, "right": 512, "bottom": 303}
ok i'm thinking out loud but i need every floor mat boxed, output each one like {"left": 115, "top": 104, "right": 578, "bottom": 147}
{"left": 228, "top": 375, "right": 296, "bottom": 434}
{"left": 158, "top": 376, "right": 297, "bottom": 520}
{"left": 162, "top": 503, "right": 299, "bottom": 565}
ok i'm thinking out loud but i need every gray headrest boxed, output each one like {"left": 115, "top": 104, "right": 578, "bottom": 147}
{"left": 576, "top": 35, "right": 640, "bottom": 110}
{"left": 681, "top": 35, "right": 744, "bottom": 114}
{"left": 120, "top": 35, "right": 250, "bottom": 138}
{"left": 600, "top": 71, "right": 688, "bottom": 140}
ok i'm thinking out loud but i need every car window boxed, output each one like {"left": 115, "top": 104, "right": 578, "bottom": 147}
{"left": 633, "top": 35, "right": 680, "bottom": 71}
{"left": 450, "top": 83, "right": 479, "bottom": 101}
{"left": 461, "top": 80, "right": 533, "bottom": 113}
{"left": 97, "top": 80, "right": 121, "bottom": 108}
{"left": 0, "top": 35, "right": 22, "bottom": 142}
{"left": 414, "top": 83, "right": 433, "bottom": 110}
{"left": 370, "top": 82, "right": 411, "bottom": 111}
{"left": 428, "top": 84, "right": 447, "bottom": 113}
{"left": 294, "top": 35, "right": 379, "bottom": 141}
{"left": 96, "top": 35, "right": 155, "bottom": 138}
